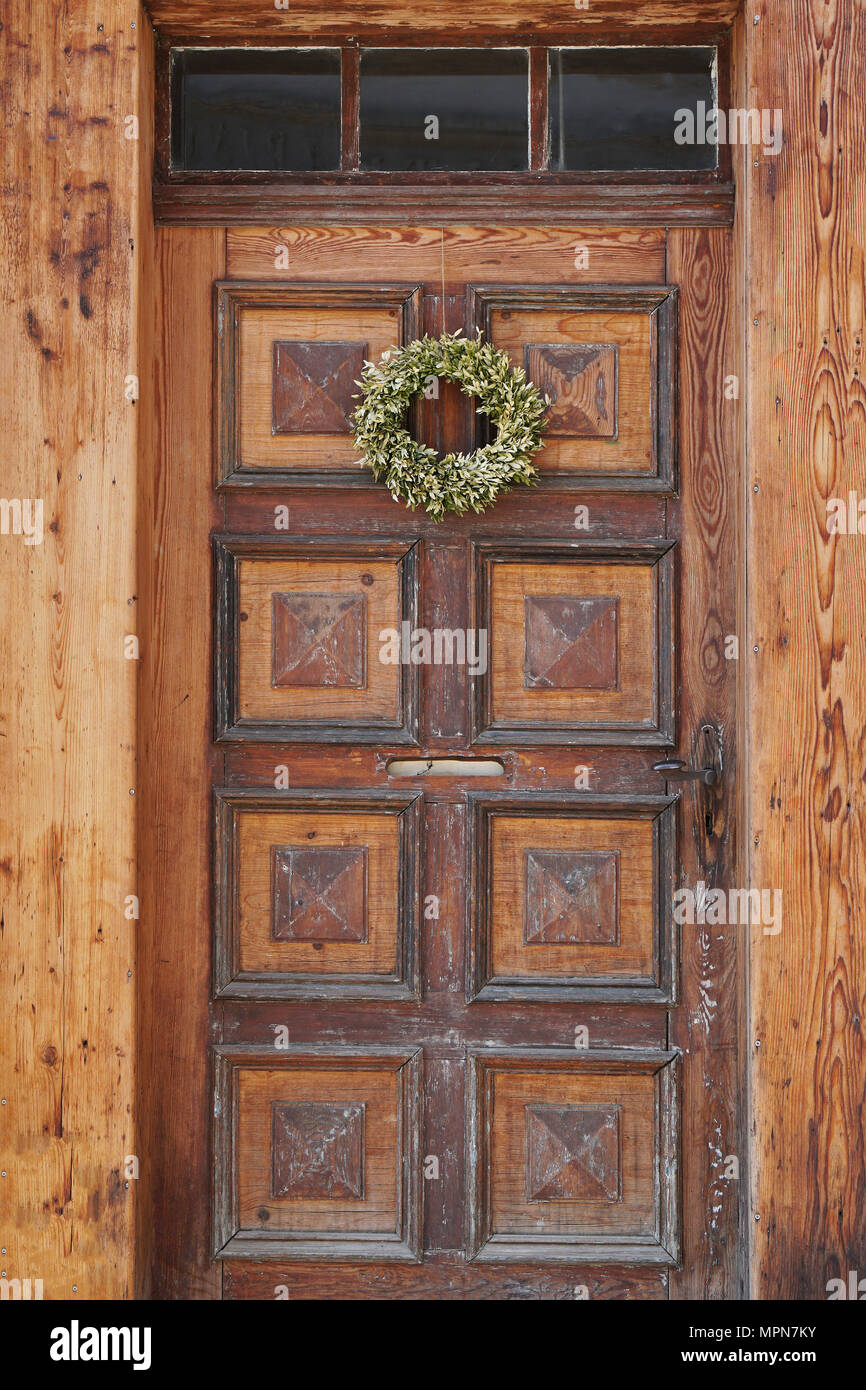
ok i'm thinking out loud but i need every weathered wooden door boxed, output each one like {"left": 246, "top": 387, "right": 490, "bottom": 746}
{"left": 141, "top": 223, "right": 742, "bottom": 1300}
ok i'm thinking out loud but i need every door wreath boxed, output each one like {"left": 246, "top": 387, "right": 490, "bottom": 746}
{"left": 351, "top": 332, "right": 548, "bottom": 522}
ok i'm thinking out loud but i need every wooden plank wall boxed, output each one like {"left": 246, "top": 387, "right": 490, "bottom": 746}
{"left": 748, "top": 0, "right": 866, "bottom": 1298}
{"left": 0, "top": 1, "right": 152, "bottom": 1298}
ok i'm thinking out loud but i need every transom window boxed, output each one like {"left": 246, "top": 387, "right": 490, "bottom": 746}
{"left": 169, "top": 45, "right": 718, "bottom": 175}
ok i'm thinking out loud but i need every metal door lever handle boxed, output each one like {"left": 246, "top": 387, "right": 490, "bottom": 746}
{"left": 652, "top": 759, "right": 718, "bottom": 787}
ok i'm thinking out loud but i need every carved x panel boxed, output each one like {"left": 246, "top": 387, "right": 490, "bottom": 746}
{"left": 473, "top": 540, "right": 675, "bottom": 746}
{"left": 524, "top": 343, "right": 618, "bottom": 438}
{"left": 271, "top": 1101, "right": 366, "bottom": 1199}
{"left": 523, "top": 594, "right": 619, "bottom": 691}
{"left": 469, "top": 796, "right": 676, "bottom": 1004}
{"left": 216, "top": 282, "right": 422, "bottom": 484}
{"left": 525, "top": 1103, "right": 621, "bottom": 1203}
{"left": 214, "top": 1048, "right": 421, "bottom": 1260}
{"left": 524, "top": 848, "right": 620, "bottom": 946}
{"left": 272, "top": 340, "right": 366, "bottom": 435}
{"left": 214, "top": 789, "right": 420, "bottom": 1001}
{"left": 470, "top": 285, "right": 678, "bottom": 489}
{"left": 272, "top": 845, "right": 368, "bottom": 943}
{"left": 272, "top": 592, "right": 367, "bottom": 689}
{"left": 467, "top": 1050, "right": 679, "bottom": 1265}
{"left": 214, "top": 536, "right": 419, "bottom": 743}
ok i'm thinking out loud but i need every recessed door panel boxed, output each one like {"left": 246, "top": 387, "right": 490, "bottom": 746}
{"left": 216, "top": 283, "right": 422, "bottom": 484}
{"left": 214, "top": 1048, "right": 422, "bottom": 1261}
{"left": 469, "top": 796, "right": 676, "bottom": 1003}
{"left": 214, "top": 536, "right": 420, "bottom": 742}
{"left": 214, "top": 789, "right": 421, "bottom": 1000}
{"left": 470, "top": 286, "right": 678, "bottom": 488}
{"left": 467, "top": 1050, "right": 679, "bottom": 1264}
{"left": 474, "top": 541, "right": 675, "bottom": 745}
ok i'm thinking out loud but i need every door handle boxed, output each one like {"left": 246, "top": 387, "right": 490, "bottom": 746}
{"left": 652, "top": 758, "right": 718, "bottom": 787}
{"left": 654, "top": 724, "right": 722, "bottom": 788}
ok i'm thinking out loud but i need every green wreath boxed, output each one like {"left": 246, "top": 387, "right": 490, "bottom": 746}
{"left": 351, "top": 332, "right": 548, "bottom": 522}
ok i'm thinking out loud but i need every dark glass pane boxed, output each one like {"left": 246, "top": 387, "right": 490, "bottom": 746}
{"left": 360, "top": 49, "right": 528, "bottom": 172}
{"left": 171, "top": 49, "right": 341, "bottom": 172}
{"left": 549, "top": 48, "right": 717, "bottom": 172}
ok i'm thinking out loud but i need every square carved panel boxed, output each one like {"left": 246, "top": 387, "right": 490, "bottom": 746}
{"left": 217, "top": 283, "right": 422, "bottom": 484}
{"left": 271, "top": 1101, "right": 366, "bottom": 1199}
{"left": 525, "top": 1103, "right": 621, "bottom": 1203}
{"left": 272, "top": 592, "right": 367, "bottom": 689}
{"left": 272, "top": 845, "right": 368, "bottom": 943}
{"left": 214, "top": 537, "right": 419, "bottom": 743}
{"left": 523, "top": 343, "right": 618, "bottom": 439}
{"left": 470, "top": 286, "right": 677, "bottom": 488}
{"left": 272, "top": 340, "right": 367, "bottom": 435}
{"left": 469, "top": 796, "right": 676, "bottom": 1003}
{"left": 524, "top": 849, "right": 620, "bottom": 946}
{"left": 467, "top": 1050, "right": 679, "bottom": 1264}
{"left": 214, "top": 1047, "right": 421, "bottom": 1260}
{"left": 473, "top": 541, "right": 674, "bottom": 746}
{"left": 523, "top": 594, "right": 619, "bottom": 690}
{"left": 214, "top": 789, "right": 420, "bottom": 1000}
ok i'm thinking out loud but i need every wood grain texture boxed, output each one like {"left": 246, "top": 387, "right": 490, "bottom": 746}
{"left": 156, "top": 182, "right": 735, "bottom": 229}
{"left": 225, "top": 226, "right": 665, "bottom": 288}
{"left": 228, "top": 226, "right": 442, "bottom": 284}
{"left": 135, "top": 227, "right": 224, "bottom": 1299}
{"left": 221, "top": 997, "right": 667, "bottom": 1054}
{"left": 143, "top": 0, "right": 739, "bottom": 39}
{"left": 223, "top": 1255, "right": 668, "bottom": 1300}
{"left": 524, "top": 343, "right": 619, "bottom": 439}
{"left": 747, "top": 0, "right": 866, "bottom": 1300}
{"left": 443, "top": 228, "right": 666, "bottom": 288}
{"left": 0, "top": 0, "right": 152, "bottom": 1301}
{"left": 666, "top": 226, "right": 743, "bottom": 1301}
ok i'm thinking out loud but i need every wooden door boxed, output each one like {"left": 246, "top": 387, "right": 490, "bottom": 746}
{"left": 140, "top": 224, "right": 743, "bottom": 1301}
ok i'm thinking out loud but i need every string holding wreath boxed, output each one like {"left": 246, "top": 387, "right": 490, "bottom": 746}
{"left": 351, "top": 332, "right": 549, "bottom": 523}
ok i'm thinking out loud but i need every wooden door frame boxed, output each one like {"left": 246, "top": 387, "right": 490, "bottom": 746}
{"left": 3, "top": 0, "right": 864, "bottom": 1302}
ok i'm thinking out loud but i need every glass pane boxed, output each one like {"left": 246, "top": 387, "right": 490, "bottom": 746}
{"left": 549, "top": 47, "right": 717, "bottom": 172}
{"left": 171, "top": 49, "right": 341, "bottom": 172}
{"left": 360, "top": 49, "right": 528, "bottom": 172}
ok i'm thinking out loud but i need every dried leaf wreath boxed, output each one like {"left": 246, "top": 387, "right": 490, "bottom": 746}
{"left": 351, "top": 332, "right": 548, "bottom": 522}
